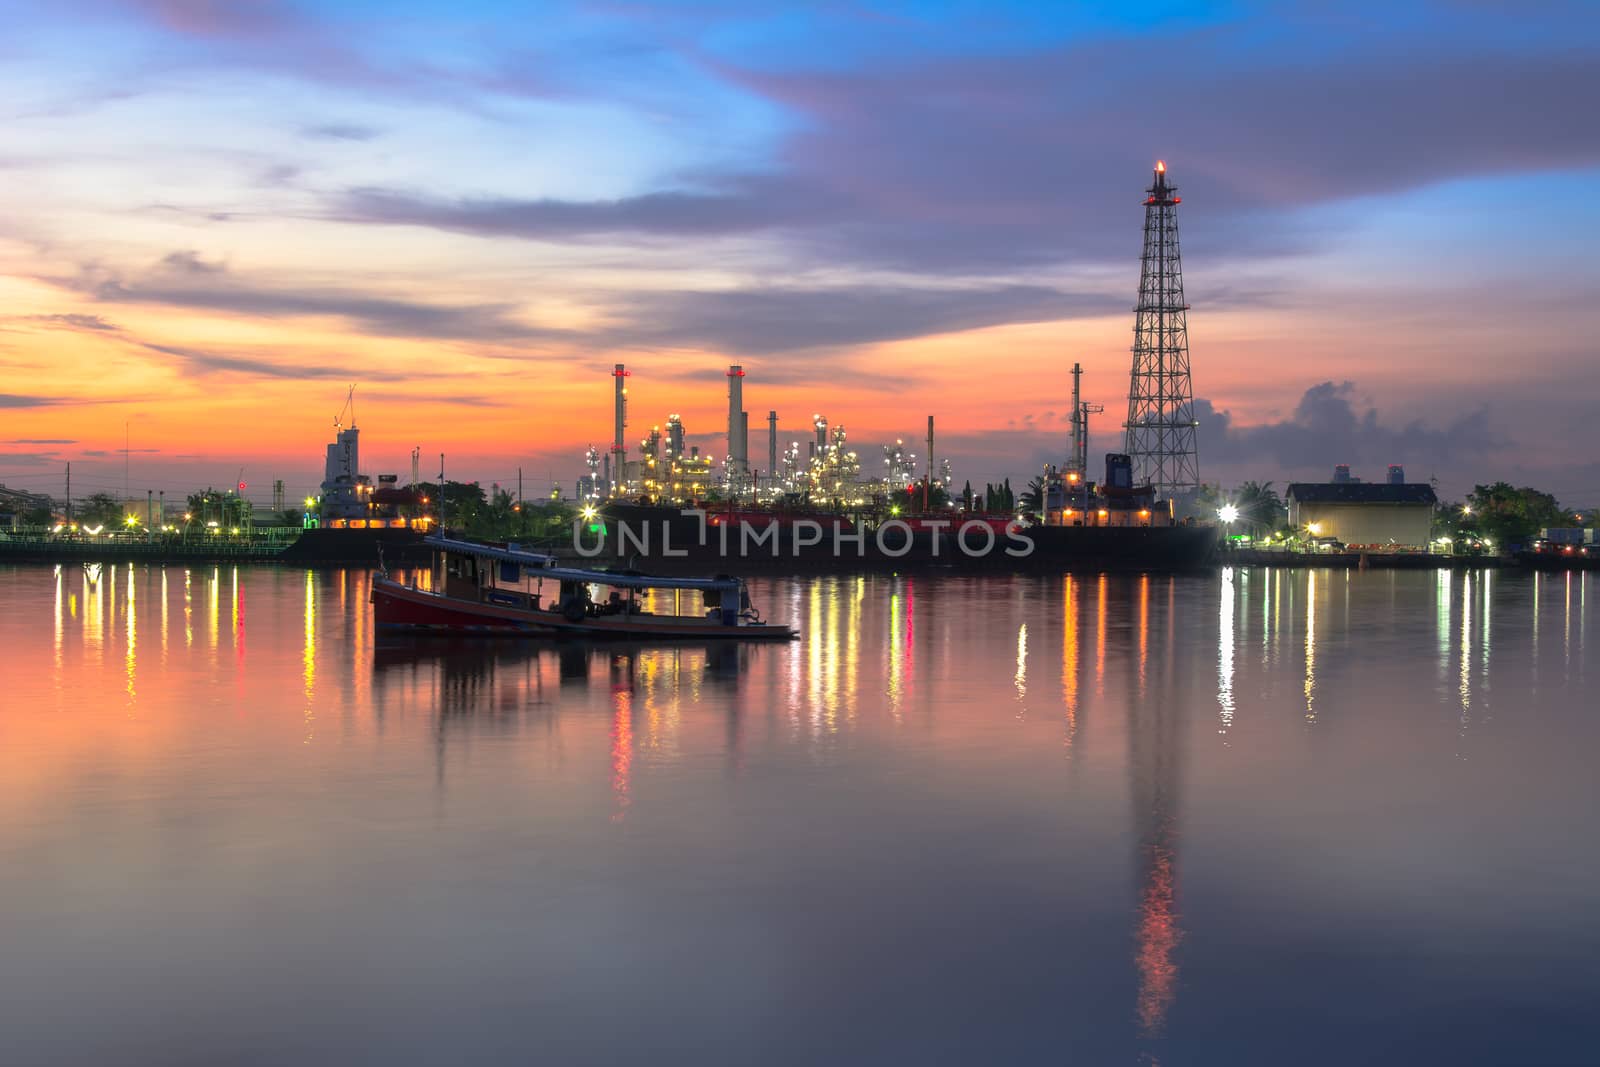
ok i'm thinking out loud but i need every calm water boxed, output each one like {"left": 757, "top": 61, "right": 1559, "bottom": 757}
{"left": 2, "top": 564, "right": 1597, "bottom": 1065}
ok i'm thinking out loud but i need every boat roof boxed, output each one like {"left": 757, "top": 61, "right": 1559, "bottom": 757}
{"left": 423, "top": 535, "right": 740, "bottom": 591}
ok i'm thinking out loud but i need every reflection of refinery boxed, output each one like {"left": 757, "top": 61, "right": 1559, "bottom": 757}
{"left": 579, "top": 361, "right": 951, "bottom": 509}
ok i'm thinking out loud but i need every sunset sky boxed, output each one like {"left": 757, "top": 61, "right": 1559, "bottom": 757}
{"left": 2, "top": 0, "right": 1597, "bottom": 505}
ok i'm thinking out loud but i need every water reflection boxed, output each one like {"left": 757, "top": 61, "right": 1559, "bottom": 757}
{"left": 1014, "top": 622, "right": 1028, "bottom": 705}
{"left": 1129, "top": 575, "right": 1184, "bottom": 1042}
{"left": 1218, "top": 567, "right": 1235, "bottom": 737}
{"left": 125, "top": 563, "right": 136, "bottom": 705}
{"left": 1061, "top": 576, "right": 1078, "bottom": 749}
{"left": 8, "top": 563, "right": 1599, "bottom": 1063}
{"left": 304, "top": 570, "right": 316, "bottom": 743}
{"left": 1304, "top": 569, "right": 1317, "bottom": 724}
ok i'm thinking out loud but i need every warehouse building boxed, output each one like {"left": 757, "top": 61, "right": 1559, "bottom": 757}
{"left": 1286, "top": 467, "right": 1437, "bottom": 548}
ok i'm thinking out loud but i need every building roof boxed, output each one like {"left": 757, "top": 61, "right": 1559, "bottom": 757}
{"left": 423, "top": 535, "right": 739, "bottom": 591}
{"left": 1286, "top": 483, "right": 1437, "bottom": 505}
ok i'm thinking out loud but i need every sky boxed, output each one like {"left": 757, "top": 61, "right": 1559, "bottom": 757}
{"left": 1, "top": 0, "right": 1598, "bottom": 507}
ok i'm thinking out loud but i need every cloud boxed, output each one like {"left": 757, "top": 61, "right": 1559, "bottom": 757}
{"left": 333, "top": 177, "right": 832, "bottom": 241}
{"left": 0, "top": 451, "right": 63, "bottom": 466}
{"left": 159, "top": 250, "right": 225, "bottom": 274}
{"left": 127, "top": 0, "right": 296, "bottom": 38}
{"left": 321, "top": 27, "right": 1600, "bottom": 279}
{"left": 137, "top": 341, "right": 417, "bottom": 382}
{"left": 53, "top": 256, "right": 565, "bottom": 343}
{"left": 1196, "top": 381, "right": 1501, "bottom": 483}
{"left": 0, "top": 394, "right": 62, "bottom": 408}
{"left": 300, "top": 122, "right": 381, "bottom": 142}
{"left": 604, "top": 284, "right": 1122, "bottom": 355}
{"left": 6, "top": 438, "right": 77, "bottom": 444}
{"left": 24, "top": 313, "right": 121, "bottom": 331}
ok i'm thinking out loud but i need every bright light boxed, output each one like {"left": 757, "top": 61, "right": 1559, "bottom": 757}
{"left": 304, "top": 497, "right": 315, "bottom": 508}
{"left": 581, "top": 505, "right": 597, "bottom": 520}
{"left": 890, "top": 505, "right": 900, "bottom": 516}
{"left": 1462, "top": 505, "right": 1472, "bottom": 515}
{"left": 1218, "top": 504, "right": 1239, "bottom": 523}
{"left": 1156, "top": 159, "right": 1166, "bottom": 173}
{"left": 51, "top": 523, "right": 64, "bottom": 533}
{"left": 1306, "top": 522, "right": 1323, "bottom": 536}
{"left": 84, "top": 524, "right": 104, "bottom": 535}
{"left": 1067, "top": 472, "right": 1080, "bottom": 483}
{"left": 123, "top": 514, "right": 138, "bottom": 527}
{"left": 183, "top": 512, "right": 192, "bottom": 521}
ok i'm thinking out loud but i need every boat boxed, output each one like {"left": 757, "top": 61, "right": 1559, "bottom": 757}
{"left": 371, "top": 535, "right": 796, "bottom": 639}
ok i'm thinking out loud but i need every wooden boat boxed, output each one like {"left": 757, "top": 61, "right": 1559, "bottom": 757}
{"left": 371, "top": 535, "right": 796, "bottom": 640}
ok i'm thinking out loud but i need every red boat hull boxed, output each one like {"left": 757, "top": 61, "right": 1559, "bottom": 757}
{"left": 370, "top": 578, "right": 794, "bottom": 640}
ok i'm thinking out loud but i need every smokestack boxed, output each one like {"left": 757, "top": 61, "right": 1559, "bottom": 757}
{"left": 612, "top": 363, "right": 629, "bottom": 490}
{"left": 767, "top": 411, "right": 778, "bottom": 489}
{"left": 727, "top": 365, "right": 745, "bottom": 485}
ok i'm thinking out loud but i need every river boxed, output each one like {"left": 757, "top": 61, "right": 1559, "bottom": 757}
{"left": 1, "top": 564, "right": 1596, "bottom": 1064}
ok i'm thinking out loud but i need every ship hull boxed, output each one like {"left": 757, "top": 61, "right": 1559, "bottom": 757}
{"left": 576, "top": 505, "right": 1219, "bottom": 574}
{"left": 371, "top": 577, "right": 795, "bottom": 640}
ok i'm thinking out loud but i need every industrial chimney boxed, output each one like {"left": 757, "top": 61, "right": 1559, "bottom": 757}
{"left": 612, "top": 363, "right": 629, "bottom": 494}
{"left": 767, "top": 411, "right": 778, "bottom": 491}
{"left": 727, "top": 365, "right": 746, "bottom": 488}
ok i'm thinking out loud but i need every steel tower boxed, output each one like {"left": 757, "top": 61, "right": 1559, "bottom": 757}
{"left": 1123, "top": 160, "right": 1199, "bottom": 499}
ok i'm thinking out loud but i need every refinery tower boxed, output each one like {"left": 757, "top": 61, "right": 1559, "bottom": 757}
{"left": 1123, "top": 160, "right": 1200, "bottom": 502}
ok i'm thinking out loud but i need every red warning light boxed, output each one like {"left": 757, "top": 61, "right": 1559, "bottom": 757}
{"left": 238, "top": 481, "right": 247, "bottom": 491}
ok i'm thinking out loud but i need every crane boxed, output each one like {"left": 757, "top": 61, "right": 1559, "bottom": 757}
{"left": 333, "top": 384, "right": 356, "bottom": 430}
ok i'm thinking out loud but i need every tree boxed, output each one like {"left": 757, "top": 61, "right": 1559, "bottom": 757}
{"left": 78, "top": 493, "right": 123, "bottom": 526}
{"left": 186, "top": 488, "right": 246, "bottom": 525}
{"left": 1234, "top": 481, "right": 1283, "bottom": 533}
{"left": 415, "top": 480, "right": 487, "bottom": 529}
{"left": 1466, "top": 482, "right": 1566, "bottom": 548}
{"left": 1019, "top": 476, "right": 1046, "bottom": 520}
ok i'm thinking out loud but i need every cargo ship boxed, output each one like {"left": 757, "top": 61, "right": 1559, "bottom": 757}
{"left": 576, "top": 453, "right": 1217, "bottom": 574}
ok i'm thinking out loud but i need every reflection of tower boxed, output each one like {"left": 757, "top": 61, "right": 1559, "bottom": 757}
{"left": 1123, "top": 161, "right": 1199, "bottom": 500}
{"left": 1128, "top": 576, "right": 1184, "bottom": 1040}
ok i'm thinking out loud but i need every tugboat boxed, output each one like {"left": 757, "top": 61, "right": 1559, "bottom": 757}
{"left": 371, "top": 535, "right": 796, "bottom": 640}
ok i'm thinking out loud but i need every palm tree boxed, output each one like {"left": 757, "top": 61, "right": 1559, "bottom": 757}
{"left": 1235, "top": 481, "right": 1283, "bottom": 533}
{"left": 1019, "top": 476, "right": 1047, "bottom": 520}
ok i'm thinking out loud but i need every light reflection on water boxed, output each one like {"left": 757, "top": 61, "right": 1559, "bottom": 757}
{"left": 1, "top": 563, "right": 1598, "bottom": 1064}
